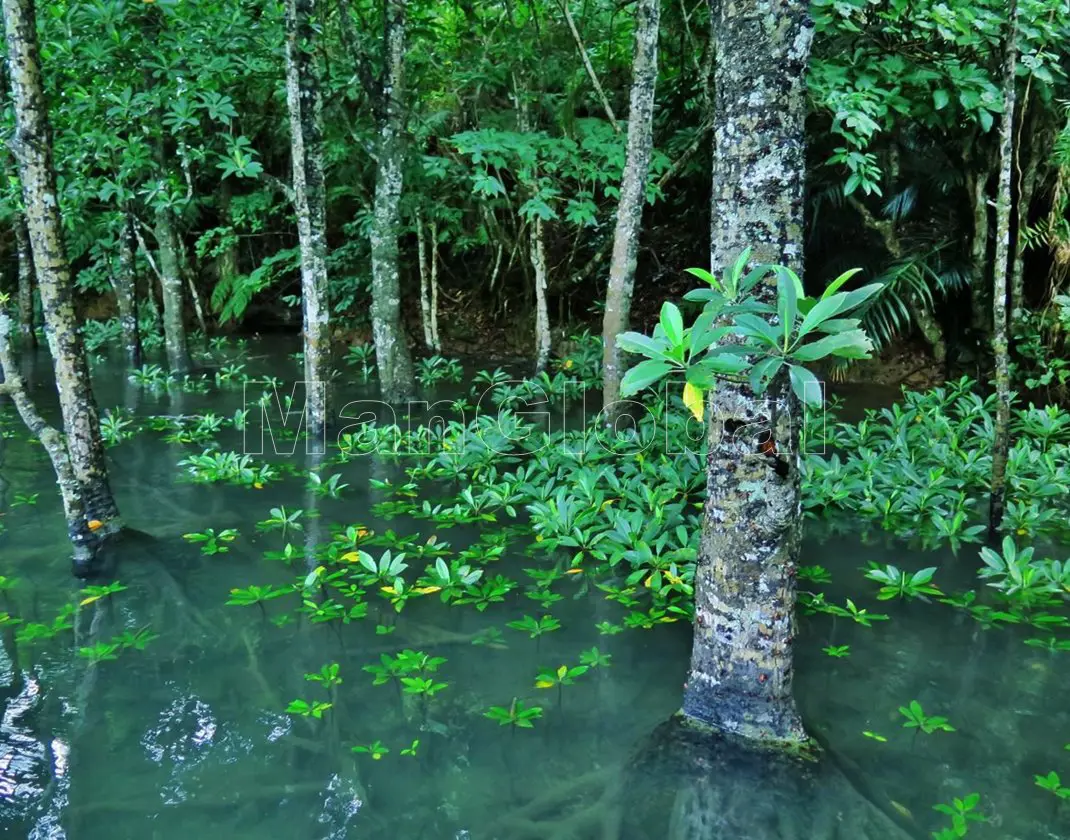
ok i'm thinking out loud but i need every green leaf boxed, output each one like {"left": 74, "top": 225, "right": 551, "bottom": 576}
{"left": 620, "top": 360, "right": 673, "bottom": 397}
{"left": 748, "top": 357, "right": 784, "bottom": 394}
{"left": 791, "top": 330, "right": 873, "bottom": 362}
{"left": 796, "top": 294, "right": 847, "bottom": 341}
{"left": 660, "top": 302, "right": 684, "bottom": 348}
{"left": 933, "top": 89, "right": 950, "bottom": 110}
{"left": 820, "top": 268, "right": 864, "bottom": 300}
{"left": 776, "top": 268, "right": 798, "bottom": 349}
{"left": 616, "top": 331, "right": 675, "bottom": 362}
{"left": 789, "top": 365, "right": 822, "bottom": 406}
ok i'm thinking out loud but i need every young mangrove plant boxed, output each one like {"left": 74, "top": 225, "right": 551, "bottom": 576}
{"left": 182, "top": 528, "right": 240, "bottom": 555}
{"left": 485, "top": 697, "right": 543, "bottom": 730}
{"left": 534, "top": 664, "right": 589, "bottom": 708}
{"left": 899, "top": 700, "right": 955, "bottom": 735}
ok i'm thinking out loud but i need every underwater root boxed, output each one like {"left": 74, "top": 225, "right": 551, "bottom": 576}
{"left": 481, "top": 767, "right": 622, "bottom": 840}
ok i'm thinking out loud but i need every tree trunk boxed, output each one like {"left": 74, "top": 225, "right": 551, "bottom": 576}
{"left": 681, "top": 0, "right": 812, "bottom": 746}
{"left": 115, "top": 211, "right": 142, "bottom": 369}
{"left": 2, "top": 0, "right": 121, "bottom": 532}
{"left": 154, "top": 204, "right": 192, "bottom": 374}
{"left": 416, "top": 211, "right": 434, "bottom": 350}
{"left": 216, "top": 182, "right": 240, "bottom": 298}
{"left": 1010, "top": 112, "right": 1041, "bottom": 336}
{"left": 429, "top": 219, "right": 440, "bottom": 352}
{"left": 531, "top": 217, "right": 551, "bottom": 375}
{"left": 14, "top": 214, "right": 35, "bottom": 347}
{"left": 0, "top": 312, "right": 94, "bottom": 565}
{"left": 285, "top": 0, "right": 330, "bottom": 440}
{"left": 601, "top": 0, "right": 660, "bottom": 418}
{"left": 968, "top": 165, "right": 990, "bottom": 338}
{"left": 369, "top": 0, "right": 415, "bottom": 404}
{"left": 989, "top": 0, "right": 1019, "bottom": 537}
{"left": 178, "top": 235, "right": 209, "bottom": 337}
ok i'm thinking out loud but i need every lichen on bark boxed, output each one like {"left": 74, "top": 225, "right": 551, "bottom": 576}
{"left": 3, "top": 0, "right": 121, "bottom": 530}
{"left": 681, "top": 0, "right": 814, "bottom": 746}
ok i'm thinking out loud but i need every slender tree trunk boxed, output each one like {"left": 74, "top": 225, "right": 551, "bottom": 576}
{"left": 989, "top": 0, "right": 1019, "bottom": 537}
{"left": 285, "top": 0, "right": 330, "bottom": 440}
{"left": 429, "top": 219, "right": 440, "bottom": 352}
{"left": 133, "top": 220, "right": 164, "bottom": 334}
{"left": 968, "top": 165, "right": 991, "bottom": 338}
{"left": 1010, "top": 119, "right": 1041, "bottom": 336}
{"left": 0, "top": 312, "right": 94, "bottom": 563}
{"left": 178, "top": 235, "right": 209, "bottom": 337}
{"left": 369, "top": 0, "right": 415, "bottom": 403}
{"left": 217, "top": 182, "right": 240, "bottom": 296}
{"left": 601, "top": 0, "right": 660, "bottom": 417}
{"left": 531, "top": 218, "right": 551, "bottom": 375}
{"left": 681, "top": 0, "right": 812, "bottom": 746}
{"left": 416, "top": 211, "right": 434, "bottom": 350}
{"left": 559, "top": 0, "right": 620, "bottom": 132}
{"left": 154, "top": 204, "right": 192, "bottom": 374}
{"left": 115, "top": 211, "right": 142, "bottom": 369}
{"left": 2, "top": 0, "right": 121, "bottom": 533}
{"left": 13, "top": 213, "right": 35, "bottom": 347}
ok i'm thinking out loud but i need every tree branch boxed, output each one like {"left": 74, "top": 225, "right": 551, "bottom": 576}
{"left": 557, "top": 0, "right": 620, "bottom": 132}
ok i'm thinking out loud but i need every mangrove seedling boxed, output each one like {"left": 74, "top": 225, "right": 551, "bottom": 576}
{"left": 485, "top": 698, "right": 543, "bottom": 729}
{"left": 182, "top": 528, "right": 240, "bottom": 555}
{"left": 823, "top": 645, "right": 851, "bottom": 658}
{"left": 535, "top": 664, "right": 589, "bottom": 707}
{"left": 400, "top": 739, "right": 420, "bottom": 757}
{"left": 506, "top": 614, "right": 561, "bottom": 650}
{"left": 305, "top": 663, "right": 342, "bottom": 689}
{"left": 862, "top": 731, "right": 888, "bottom": 743}
{"left": 78, "top": 642, "right": 122, "bottom": 663}
{"left": 226, "top": 584, "right": 288, "bottom": 617}
{"left": 1035, "top": 771, "right": 1070, "bottom": 799}
{"left": 307, "top": 472, "right": 349, "bottom": 499}
{"left": 899, "top": 700, "right": 955, "bottom": 734}
{"left": 932, "top": 793, "right": 986, "bottom": 836}
{"left": 286, "top": 698, "right": 332, "bottom": 719}
{"left": 351, "top": 740, "right": 389, "bottom": 760}
{"left": 257, "top": 506, "right": 304, "bottom": 537}
{"left": 78, "top": 581, "right": 128, "bottom": 607}
{"left": 578, "top": 647, "right": 612, "bottom": 668}
{"left": 864, "top": 564, "right": 942, "bottom": 601}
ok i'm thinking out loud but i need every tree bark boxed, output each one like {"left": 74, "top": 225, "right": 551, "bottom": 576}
{"left": 0, "top": 312, "right": 94, "bottom": 565}
{"left": 14, "top": 213, "right": 35, "bottom": 347}
{"left": 531, "top": 217, "right": 551, "bottom": 375}
{"left": 989, "top": 0, "right": 1019, "bottom": 537}
{"left": 285, "top": 0, "right": 330, "bottom": 439}
{"left": 968, "top": 165, "right": 991, "bottom": 338}
{"left": 416, "top": 211, "right": 434, "bottom": 350}
{"left": 681, "top": 0, "right": 812, "bottom": 746}
{"left": 2, "top": 0, "right": 120, "bottom": 529}
{"left": 601, "top": 0, "right": 660, "bottom": 418}
{"left": 154, "top": 204, "right": 192, "bottom": 374}
{"left": 369, "top": 0, "right": 415, "bottom": 404}
{"left": 115, "top": 211, "right": 142, "bottom": 369}
{"left": 429, "top": 218, "right": 440, "bottom": 352}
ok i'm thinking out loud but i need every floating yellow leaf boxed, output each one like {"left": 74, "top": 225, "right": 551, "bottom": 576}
{"left": 253, "top": 482, "right": 264, "bottom": 490}
{"left": 682, "top": 383, "right": 704, "bottom": 422}
{"left": 889, "top": 801, "right": 912, "bottom": 820}
{"left": 87, "top": 519, "right": 103, "bottom": 532}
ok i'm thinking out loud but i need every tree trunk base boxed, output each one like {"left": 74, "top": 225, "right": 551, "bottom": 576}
{"left": 618, "top": 716, "right": 922, "bottom": 840}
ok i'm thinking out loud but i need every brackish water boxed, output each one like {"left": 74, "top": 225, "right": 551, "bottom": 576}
{"left": 0, "top": 342, "right": 1067, "bottom": 839}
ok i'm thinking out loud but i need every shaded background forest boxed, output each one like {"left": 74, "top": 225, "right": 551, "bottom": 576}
{"left": 2, "top": 0, "right": 1069, "bottom": 386}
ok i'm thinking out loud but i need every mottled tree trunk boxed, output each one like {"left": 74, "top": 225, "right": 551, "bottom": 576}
{"left": 14, "top": 214, "right": 35, "bottom": 347}
{"left": 216, "top": 182, "right": 240, "bottom": 296}
{"left": 178, "top": 235, "right": 209, "bottom": 337}
{"left": 530, "top": 217, "right": 551, "bottom": 375}
{"left": 681, "top": 0, "right": 812, "bottom": 745}
{"left": 968, "top": 165, "right": 991, "bottom": 338}
{"left": 1010, "top": 113, "right": 1041, "bottom": 336}
{"left": 601, "top": 0, "right": 660, "bottom": 418}
{"left": 989, "top": 0, "right": 1019, "bottom": 537}
{"left": 429, "top": 219, "right": 440, "bottom": 352}
{"left": 0, "top": 312, "right": 93, "bottom": 564}
{"left": 3, "top": 0, "right": 121, "bottom": 534}
{"left": 416, "top": 211, "right": 434, "bottom": 349}
{"left": 116, "top": 211, "right": 142, "bottom": 369}
{"left": 154, "top": 204, "right": 192, "bottom": 374}
{"left": 285, "top": 0, "right": 330, "bottom": 440}
{"left": 370, "top": 0, "right": 415, "bottom": 403}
